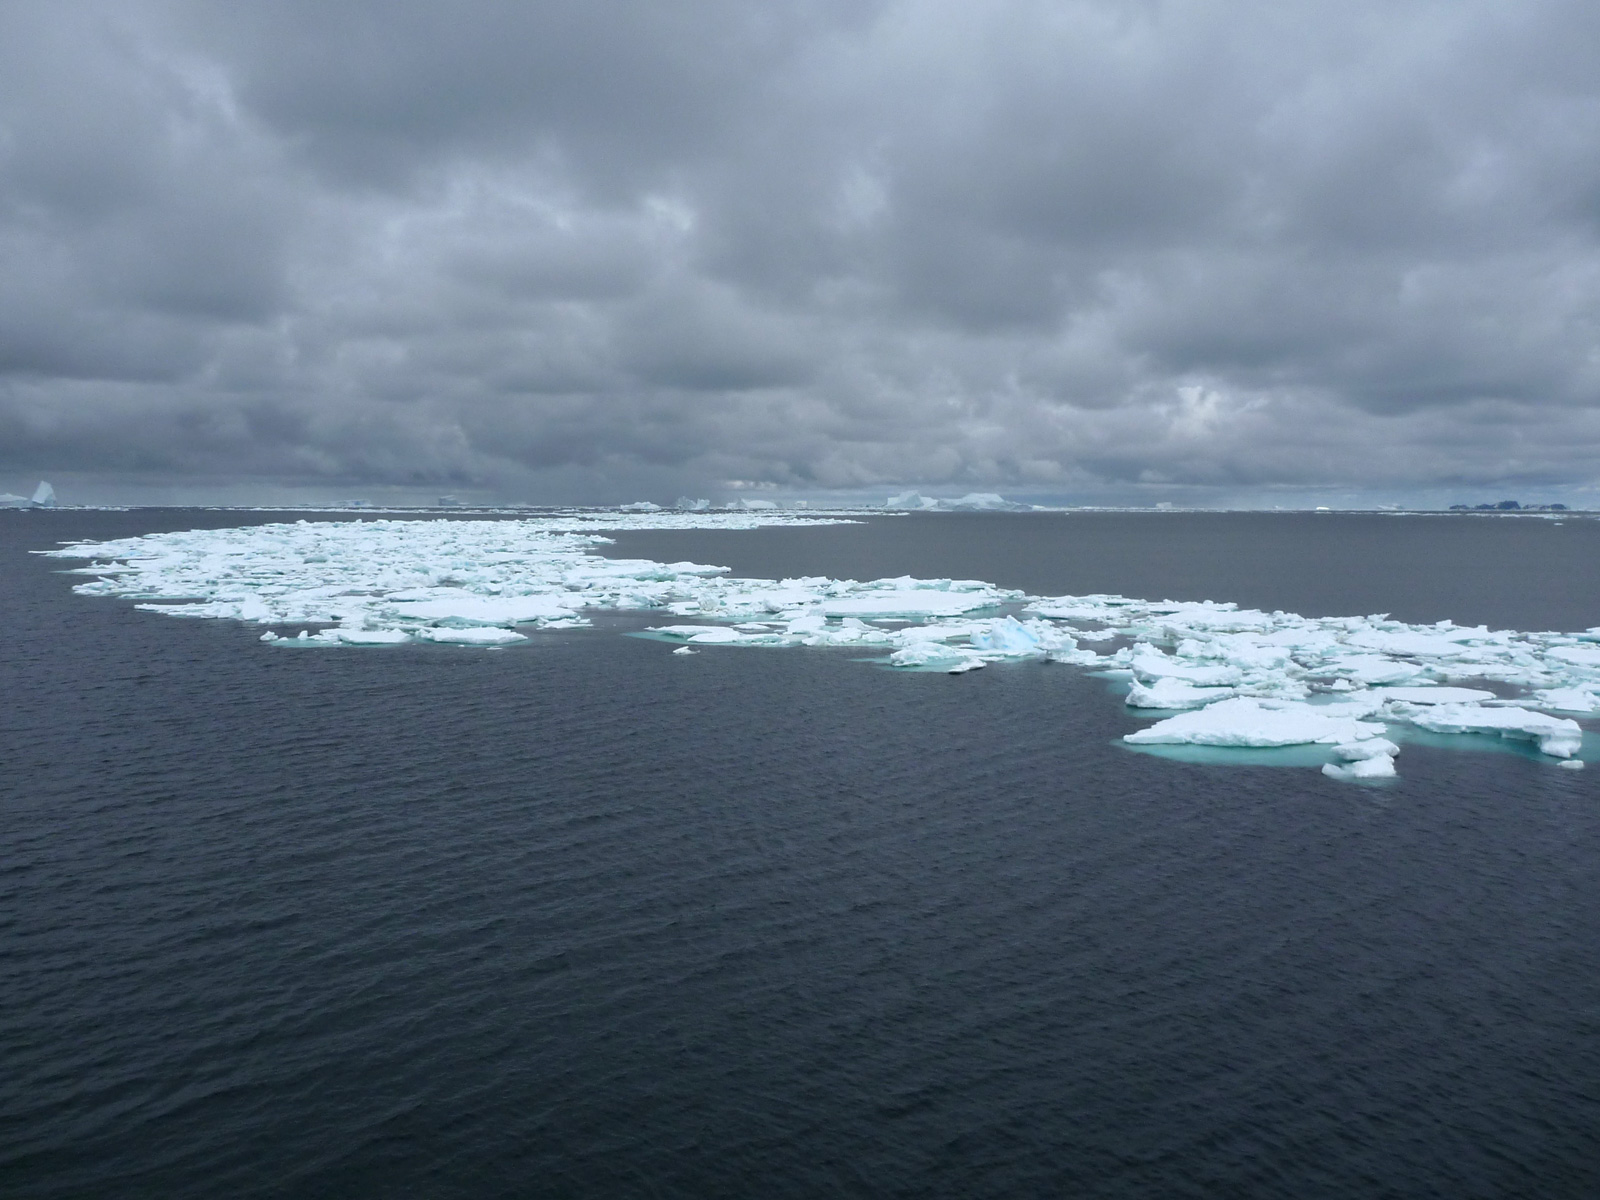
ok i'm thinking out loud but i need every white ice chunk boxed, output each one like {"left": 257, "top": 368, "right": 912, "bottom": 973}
{"left": 1321, "top": 655, "right": 1425, "bottom": 685}
{"left": 328, "top": 627, "right": 412, "bottom": 645}
{"left": 1128, "top": 647, "right": 1242, "bottom": 687}
{"left": 1343, "top": 628, "right": 1496, "bottom": 658}
{"left": 1322, "top": 753, "right": 1396, "bottom": 781}
{"left": 1124, "top": 698, "right": 1386, "bottom": 748}
{"left": 968, "top": 616, "right": 1043, "bottom": 656}
{"left": 1396, "top": 703, "right": 1583, "bottom": 758}
{"left": 649, "top": 624, "right": 744, "bottom": 643}
{"left": 818, "top": 591, "right": 1006, "bottom": 617}
{"left": 886, "top": 639, "right": 986, "bottom": 671}
{"left": 1375, "top": 686, "right": 1496, "bottom": 704}
{"left": 1530, "top": 687, "right": 1600, "bottom": 713}
{"left": 1331, "top": 737, "right": 1401, "bottom": 761}
{"left": 1125, "top": 677, "right": 1235, "bottom": 709}
{"left": 1546, "top": 645, "right": 1600, "bottom": 668}
{"left": 387, "top": 595, "right": 577, "bottom": 625}
{"left": 416, "top": 626, "right": 528, "bottom": 644}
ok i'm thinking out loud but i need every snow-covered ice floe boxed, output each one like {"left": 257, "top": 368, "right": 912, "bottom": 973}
{"left": 41, "top": 515, "right": 1600, "bottom": 783}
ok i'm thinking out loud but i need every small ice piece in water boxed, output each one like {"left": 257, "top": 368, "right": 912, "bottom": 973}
{"left": 650, "top": 624, "right": 743, "bottom": 644}
{"left": 417, "top": 626, "right": 528, "bottom": 645}
{"left": 672, "top": 646, "right": 698, "bottom": 655}
{"left": 1558, "top": 759, "right": 1585, "bottom": 769}
{"left": 1124, "top": 697, "right": 1386, "bottom": 748}
{"left": 1321, "top": 755, "right": 1397, "bottom": 781}
{"left": 1319, "top": 737, "right": 1401, "bottom": 782}
{"left": 1332, "top": 737, "right": 1401, "bottom": 760}
{"left": 888, "top": 639, "right": 984, "bottom": 671}
{"left": 329, "top": 627, "right": 412, "bottom": 645}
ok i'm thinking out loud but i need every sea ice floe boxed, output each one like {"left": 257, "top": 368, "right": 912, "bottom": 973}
{"left": 1390, "top": 702, "right": 1583, "bottom": 759}
{"left": 1372, "top": 686, "right": 1497, "bottom": 705}
{"left": 41, "top": 513, "right": 1600, "bottom": 784}
{"left": 1530, "top": 686, "right": 1600, "bottom": 713}
{"left": 1123, "top": 698, "right": 1387, "bottom": 749}
{"left": 1125, "top": 677, "right": 1236, "bottom": 709}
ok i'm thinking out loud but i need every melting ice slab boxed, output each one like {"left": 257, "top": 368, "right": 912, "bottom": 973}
{"left": 1124, "top": 698, "right": 1387, "bottom": 748}
{"left": 41, "top": 514, "right": 1600, "bottom": 783}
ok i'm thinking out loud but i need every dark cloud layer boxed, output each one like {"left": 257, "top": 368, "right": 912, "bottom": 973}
{"left": 4, "top": 0, "right": 1600, "bottom": 502}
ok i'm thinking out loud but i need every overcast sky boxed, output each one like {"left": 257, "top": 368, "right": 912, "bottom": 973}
{"left": 4, "top": 0, "right": 1600, "bottom": 504}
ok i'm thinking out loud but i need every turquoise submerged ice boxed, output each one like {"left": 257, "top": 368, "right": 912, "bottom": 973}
{"left": 43, "top": 516, "right": 1599, "bottom": 781}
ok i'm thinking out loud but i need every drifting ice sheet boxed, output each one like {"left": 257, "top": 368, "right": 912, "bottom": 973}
{"left": 41, "top": 513, "right": 1600, "bottom": 784}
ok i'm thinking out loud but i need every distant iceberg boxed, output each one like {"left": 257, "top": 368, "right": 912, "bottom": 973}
{"left": 2, "top": 482, "right": 55, "bottom": 508}
{"left": 40, "top": 509, "right": 1599, "bottom": 783}
{"left": 885, "top": 491, "right": 1032, "bottom": 512}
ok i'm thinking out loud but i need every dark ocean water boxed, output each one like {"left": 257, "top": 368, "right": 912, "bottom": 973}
{"left": 4, "top": 509, "right": 1599, "bottom": 1199}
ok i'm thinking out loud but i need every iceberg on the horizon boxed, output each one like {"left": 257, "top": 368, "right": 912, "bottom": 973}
{"left": 884, "top": 491, "right": 1031, "bottom": 512}
{"left": 1, "top": 481, "right": 54, "bottom": 508}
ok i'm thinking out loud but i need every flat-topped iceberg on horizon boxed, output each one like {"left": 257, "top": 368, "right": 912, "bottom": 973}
{"left": 885, "top": 491, "right": 1034, "bottom": 512}
{"left": 40, "top": 513, "right": 1598, "bottom": 782}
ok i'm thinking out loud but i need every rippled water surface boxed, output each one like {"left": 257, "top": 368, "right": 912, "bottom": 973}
{"left": 5, "top": 510, "right": 1599, "bottom": 1198}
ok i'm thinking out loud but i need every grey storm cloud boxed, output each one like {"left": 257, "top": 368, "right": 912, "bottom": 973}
{"left": 4, "top": 0, "right": 1600, "bottom": 501}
